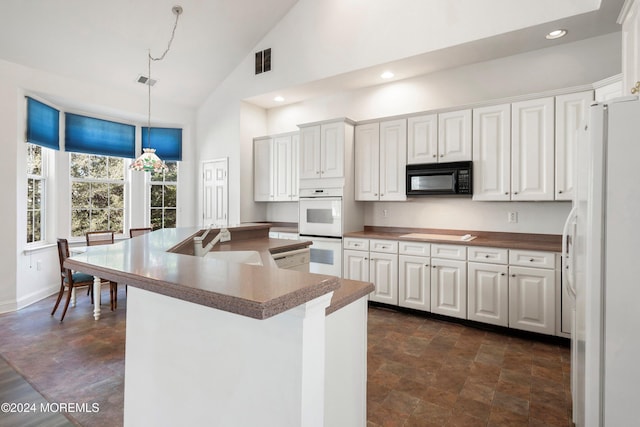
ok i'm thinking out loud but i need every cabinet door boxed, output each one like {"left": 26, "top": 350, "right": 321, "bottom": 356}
{"left": 299, "top": 125, "right": 321, "bottom": 180}
{"left": 290, "top": 133, "right": 299, "bottom": 201}
{"left": 430, "top": 258, "right": 467, "bottom": 319}
{"left": 320, "top": 122, "right": 344, "bottom": 179}
{"left": 343, "top": 250, "right": 369, "bottom": 282}
{"left": 621, "top": 1, "right": 640, "bottom": 94}
{"left": 253, "top": 137, "right": 273, "bottom": 201}
{"left": 472, "top": 104, "right": 511, "bottom": 201}
{"left": 555, "top": 91, "right": 593, "bottom": 201}
{"left": 379, "top": 119, "right": 407, "bottom": 201}
{"left": 509, "top": 266, "right": 555, "bottom": 334}
{"left": 369, "top": 252, "right": 398, "bottom": 305}
{"left": 399, "top": 255, "right": 430, "bottom": 311}
{"left": 438, "top": 109, "right": 472, "bottom": 162}
{"left": 354, "top": 123, "right": 380, "bottom": 201}
{"left": 407, "top": 114, "right": 438, "bottom": 164}
{"left": 595, "top": 80, "right": 623, "bottom": 102}
{"left": 511, "top": 97, "right": 555, "bottom": 201}
{"left": 468, "top": 262, "right": 508, "bottom": 326}
{"left": 273, "top": 135, "right": 293, "bottom": 201}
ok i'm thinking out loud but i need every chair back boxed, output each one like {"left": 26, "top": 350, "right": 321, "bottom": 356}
{"left": 130, "top": 227, "right": 152, "bottom": 238}
{"left": 86, "top": 231, "right": 115, "bottom": 246}
{"left": 57, "top": 238, "right": 70, "bottom": 275}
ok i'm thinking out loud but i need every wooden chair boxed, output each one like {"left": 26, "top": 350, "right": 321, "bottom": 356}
{"left": 129, "top": 227, "right": 152, "bottom": 238}
{"left": 85, "top": 231, "right": 119, "bottom": 310}
{"left": 52, "top": 238, "right": 115, "bottom": 321}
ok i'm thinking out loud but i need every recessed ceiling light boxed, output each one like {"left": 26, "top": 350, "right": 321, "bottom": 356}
{"left": 274, "top": 95, "right": 285, "bottom": 102}
{"left": 380, "top": 71, "right": 394, "bottom": 79}
{"left": 546, "top": 29, "right": 567, "bottom": 40}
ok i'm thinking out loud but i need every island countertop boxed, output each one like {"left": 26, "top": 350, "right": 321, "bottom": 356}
{"left": 64, "top": 225, "right": 373, "bottom": 319}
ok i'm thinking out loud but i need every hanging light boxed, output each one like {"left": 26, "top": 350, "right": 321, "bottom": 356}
{"left": 131, "top": 5, "right": 183, "bottom": 173}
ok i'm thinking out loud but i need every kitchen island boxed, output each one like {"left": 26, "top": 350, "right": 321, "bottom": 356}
{"left": 64, "top": 224, "right": 373, "bottom": 427}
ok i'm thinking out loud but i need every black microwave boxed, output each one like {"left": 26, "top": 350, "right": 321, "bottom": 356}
{"left": 406, "top": 161, "right": 473, "bottom": 196}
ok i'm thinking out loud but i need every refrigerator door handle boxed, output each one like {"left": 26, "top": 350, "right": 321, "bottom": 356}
{"left": 562, "top": 206, "right": 578, "bottom": 298}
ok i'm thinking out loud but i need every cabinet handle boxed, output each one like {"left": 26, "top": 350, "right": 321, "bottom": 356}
{"left": 425, "top": 264, "right": 430, "bottom": 267}
{"left": 374, "top": 193, "right": 378, "bottom": 196}
{"left": 432, "top": 154, "right": 437, "bottom": 158}
{"left": 316, "top": 171, "right": 320, "bottom": 175}
{"left": 485, "top": 254, "right": 490, "bottom": 258}
{"left": 440, "top": 154, "right": 444, "bottom": 157}
{"left": 558, "top": 190, "right": 563, "bottom": 194}
{"left": 632, "top": 81, "right": 640, "bottom": 94}
{"left": 432, "top": 265, "right": 437, "bottom": 269}
{"left": 501, "top": 273, "right": 506, "bottom": 276}
{"left": 514, "top": 191, "right": 518, "bottom": 195}
{"left": 511, "top": 274, "right": 516, "bottom": 277}
{"left": 381, "top": 194, "right": 384, "bottom": 196}
{"left": 529, "top": 258, "right": 534, "bottom": 262}
{"left": 505, "top": 192, "right": 509, "bottom": 195}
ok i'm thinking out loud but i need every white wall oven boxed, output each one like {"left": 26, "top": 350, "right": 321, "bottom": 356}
{"left": 299, "top": 189, "right": 343, "bottom": 277}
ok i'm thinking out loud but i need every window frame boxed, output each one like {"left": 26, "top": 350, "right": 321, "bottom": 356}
{"left": 68, "top": 152, "right": 130, "bottom": 238}
{"left": 148, "top": 161, "right": 179, "bottom": 230}
{"left": 25, "top": 143, "right": 47, "bottom": 246}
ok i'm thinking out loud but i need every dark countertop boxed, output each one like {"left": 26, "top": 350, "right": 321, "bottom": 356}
{"left": 64, "top": 224, "right": 373, "bottom": 320}
{"left": 344, "top": 226, "right": 562, "bottom": 252}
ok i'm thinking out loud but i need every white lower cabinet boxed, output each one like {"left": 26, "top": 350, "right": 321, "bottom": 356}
{"left": 398, "top": 255, "right": 431, "bottom": 311}
{"left": 467, "top": 262, "right": 508, "bottom": 326}
{"left": 369, "top": 253, "right": 398, "bottom": 305}
{"left": 343, "top": 249, "right": 369, "bottom": 282}
{"left": 430, "top": 258, "right": 467, "bottom": 319}
{"left": 508, "top": 265, "right": 556, "bottom": 335}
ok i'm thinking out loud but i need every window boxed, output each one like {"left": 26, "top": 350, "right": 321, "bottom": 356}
{"left": 70, "top": 153, "right": 126, "bottom": 236}
{"left": 150, "top": 162, "right": 178, "bottom": 229}
{"left": 26, "top": 143, "right": 46, "bottom": 243}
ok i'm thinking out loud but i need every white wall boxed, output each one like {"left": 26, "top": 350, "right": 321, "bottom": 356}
{"left": 0, "top": 58, "right": 197, "bottom": 312}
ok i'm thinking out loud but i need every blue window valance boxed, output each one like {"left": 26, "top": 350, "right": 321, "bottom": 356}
{"left": 65, "top": 113, "right": 135, "bottom": 158}
{"left": 26, "top": 97, "right": 60, "bottom": 150}
{"left": 141, "top": 127, "right": 182, "bottom": 161}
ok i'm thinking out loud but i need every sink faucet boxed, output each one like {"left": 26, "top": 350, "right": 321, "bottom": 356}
{"left": 193, "top": 228, "right": 231, "bottom": 257}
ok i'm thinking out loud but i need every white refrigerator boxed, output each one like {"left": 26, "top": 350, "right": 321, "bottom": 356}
{"left": 564, "top": 96, "right": 640, "bottom": 426}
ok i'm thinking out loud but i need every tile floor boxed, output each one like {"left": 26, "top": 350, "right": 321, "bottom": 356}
{"left": 0, "top": 292, "right": 572, "bottom": 426}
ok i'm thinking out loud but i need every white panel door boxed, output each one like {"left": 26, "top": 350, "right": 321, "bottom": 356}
{"left": 343, "top": 250, "right": 369, "bottom": 282}
{"left": 398, "top": 255, "right": 430, "bottom": 311}
{"left": 438, "top": 109, "right": 472, "bottom": 162}
{"left": 407, "top": 114, "right": 438, "bottom": 164}
{"left": 472, "top": 104, "right": 511, "bottom": 201}
{"left": 354, "top": 123, "right": 380, "bottom": 201}
{"left": 202, "top": 158, "right": 228, "bottom": 227}
{"left": 379, "top": 119, "right": 407, "bottom": 201}
{"left": 253, "top": 138, "right": 272, "bottom": 201}
{"left": 511, "top": 97, "right": 555, "bottom": 201}
{"left": 430, "top": 258, "right": 467, "bottom": 319}
{"left": 299, "top": 125, "right": 321, "bottom": 180}
{"left": 509, "top": 265, "right": 555, "bottom": 334}
{"left": 320, "top": 122, "right": 344, "bottom": 179}
{"left": 290, "top": 133, "right": 299, "bottom": 201}
{"left": 273, "top": 135, "right": 293, "bottom": 201}
{"left": 555, "top": 91, "right": 593, "bottom": 201}
{"left": 369, "top": 252, "right": 398, "bottom": 305}
{"left": 467, "top": 262, "right": 508, "bottom": 326}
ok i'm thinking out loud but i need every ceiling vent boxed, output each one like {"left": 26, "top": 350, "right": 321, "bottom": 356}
{"left": 255, "top": 48, "right": 271, "bottom": 75}
{"left": 136, "top": 75, "right": 157, "bottom": 86}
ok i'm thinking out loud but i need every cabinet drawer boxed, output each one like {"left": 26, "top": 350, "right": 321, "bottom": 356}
{"left": 399, "top": 241, "right": 431, "bottom": 256}
{"left": 468, "top": 247, "right": 509, "bottom": 264}
{"left": 431, "top": 244, "right": 467, "bottom": 260}
{"left": 370, "top": 239, "right": 398, "bottom": 254}
{"left": 343, "top": 238, "right": 369, "bottom": 251}
{"left": 509, "top": 250, "right": 556, "bottom": 269}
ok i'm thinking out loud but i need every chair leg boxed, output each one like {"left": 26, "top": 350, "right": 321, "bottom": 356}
{"left": 112, "top": 283, "right": 117, "bottom": 310}
{"left": 60, "top": 286, "right": 73, "bottom": 322}
{"left": 51, "top": 282, "right": 65, "bottom": 316}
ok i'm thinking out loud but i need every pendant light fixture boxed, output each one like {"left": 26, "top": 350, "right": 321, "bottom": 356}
{"left": 130, "top": 5, "right": 183, "bottom": 173}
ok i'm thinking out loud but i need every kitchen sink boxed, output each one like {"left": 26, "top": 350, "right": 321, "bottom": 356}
{"left": 204, "top": 250, "right": 263, "bottom": 266}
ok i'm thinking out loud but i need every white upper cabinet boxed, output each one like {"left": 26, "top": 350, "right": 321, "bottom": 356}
{"left": 472, "top": 104, "right": 511, "bottom": 201}
{"left": 355, "top": 119, "right": 406, "bottom": 201}
{"left": 511, "top": 97, "right": 555, "bottom": 201}
{"left": 354, "top": 123, "right": 380, "bottom": 201}
{"left": 437, "top": 109, "right": 472, "bottom": 163}
{"left": 407, "top": 114, "right": 438, "bottom": 164}
{"left": 555, "top": 91, "right": 593, "bottom": 201}
{"left": 621, "top": 0, "right": 640, "bottom": 95}
{"left": 320, "top": 121, "right": 345, "bottom": 179}
{"left": 299, "top": 125, "right": 322, "bottom": 180}
{"left": 379, "top": 119, "right": 407, "bottom": 201}
{"left": 253, "top": 137, "right": 273, "bottom": 201}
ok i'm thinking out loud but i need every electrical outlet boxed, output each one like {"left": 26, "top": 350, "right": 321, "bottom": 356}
{"left": 508, "top": 212, "right": 518, "bottom": 223}
{"left": 36, "top": 260, "right": 42, "bottom": 271}
{"left": 382, "top": 209, "right": 388, "bottom": 218}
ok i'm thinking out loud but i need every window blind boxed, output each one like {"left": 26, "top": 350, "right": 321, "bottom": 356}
{"left": 26, "top": 97, "right": 60, "bottom": 150}
{"left": 141, "top": 127, "right": 182, "bottom": 161}
{"left": 65, "top": 113, "right": 135, "bottom": 158}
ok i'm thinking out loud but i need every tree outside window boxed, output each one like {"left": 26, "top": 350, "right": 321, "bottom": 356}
{"left": 26, "top": 143, "right": 45, "bottom": 243}
{"left": 150, "top": 162, "right": 178, "bottom": 229}
{"left": 70, "top": 153, "right": 125, "bottom": 236}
